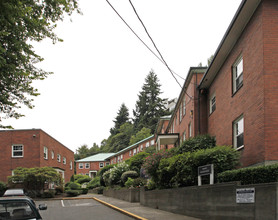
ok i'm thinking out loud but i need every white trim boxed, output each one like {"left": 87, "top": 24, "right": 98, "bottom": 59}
{"left": 44, "top": 146, "right": 48, "bottom": 160}
{"left": 233, "top": 115, "right": 244, "bottom": 149}
{"left": 233, "top": 55, "right": 243, "bottom": 93}
{"left": 12, "top": 145, "right": 24, "bottom": 158}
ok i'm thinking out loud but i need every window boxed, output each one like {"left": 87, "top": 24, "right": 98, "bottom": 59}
{"left": 121, "top": 155, "right": 123, "bottom": 161}
{"left": 133, "top": 148, "right": 136, "bottom": 155}
{"left": 188, "top": 123, "right": 192, "bottom": 137}
{"left": 183, "top": 96, "right": 186, "bottom": 116}
{"left": 57, "top": 154, "right": 61, "bottom": 162}
{"left": 233, "top": 115, "right": 244, "bottom": 149}
{"left": 179, "top": 105, "right": 182, "bottom": 122}
{"left": 129, "top": 150, "right": 132, "bottom": 156}
{"left": 12, "top": 145, "right": 23, "bottom": 157}
{"left": 85, "top": 163, "right": 90, "bottom": 169}
{"left": 137, "top": 147, "right": 139, "bottom": 152}
{"left": 70, "top": 161, "right": 73, "bottom": 170}
{"left": 51, "top": 151, "right": 54, "bottom": 159}
{"left": 117, "top": 156, "right": 120, "bottom": 162}
{"left": 233, "top": 56, "right": 243, "bottom": 93}
{"left": 99, "top": 162, "right": 104, "bottom": 168}
{"left": 79, "top": 163, "right": 83, "bottom": 169}
{"left": 146, "top": 142, "right": 150, "bottom": 148}
{"left": 106, "top": 162, "right": 110, "bottom": 166}
{"left": 43, "top": 147, "right": 48, "bottom": 159}
{"left": 140, "top": 145, "right": 143, "bottom": 151}
{"left": 63, "top": 157, "right": 66, "bottom": 164}
{"left": 210, "top": 93, "right": 216, "bottom": 114}
{"left": 151, "top": 140, "right": 155, "bottom": 146}
{"left": 183, "top": 131, "right": 186, "bottom": 141}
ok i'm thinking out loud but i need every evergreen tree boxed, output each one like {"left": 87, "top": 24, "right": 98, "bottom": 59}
{"left": 110, "top": 103, "right": 130, "bottom": 136}
{"left": 133, "top": 70, "right": 169, "bottom": 133}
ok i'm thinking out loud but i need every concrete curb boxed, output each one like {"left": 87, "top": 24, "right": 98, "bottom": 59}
{"left": 92, "top": 197, "right": 148, "bottom": 220}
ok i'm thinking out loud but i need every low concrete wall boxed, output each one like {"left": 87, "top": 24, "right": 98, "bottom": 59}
{"left": 140, "top": 182, "right": 278, "bottom": 220}
{"left": 103, "top": 188, "right": 140, "bottom": 203}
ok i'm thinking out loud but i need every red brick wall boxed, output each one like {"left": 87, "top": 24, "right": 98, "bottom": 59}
{"left": 39, "top": 130, "right": 74, "bottom": 182}
{"left": 262, "top": 0, "right": 278, "bottom": 162}
{"left": 0, "top": 130, "right": 74, "bottom": 182}
{"left": 206, "top": 4, "right": 265, "bottom": 166}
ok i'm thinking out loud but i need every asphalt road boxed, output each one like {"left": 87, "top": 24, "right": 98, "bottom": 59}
{"left": 36, "top": 198, "right": 134, "bottom": 220}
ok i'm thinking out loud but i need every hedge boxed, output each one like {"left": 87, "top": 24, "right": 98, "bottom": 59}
{"left": 155, "top": 146, "right": 240, "bottom": 188}
{"left": 218, "top": 163, "right": 278, "bottom": 185}
{"left": 121, "top": 171, "right": 138, "bottom": 184}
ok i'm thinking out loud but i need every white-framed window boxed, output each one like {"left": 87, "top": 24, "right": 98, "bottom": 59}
{"left": 129, "top": 150, "right": 132, "bottom": 156}
{"left": 137, "top": 147, "right": 139, "bottom": 152}
{"left": 179, "top": 105, "right": 182, "bottom": 122}
{"left": 233, "top": 115, "right": 244, "bottom": 149}
{"left": 121, "top": 155, "right": 123, "bottom": 161}
{"left": 51, "top": 150, "right": 54, "bottom": 159}
{"left": 233, "top": 56, "right": 243, "bottom": 93}
{"left": 209, "top": 93, "right": 216, "bottom": 114}
{"left": 63, "top": 157, "right": 66, "bottom": 164}
{"left": 106, "top": 162, "right": 110, "bottom": 166}
{"left": 70, "top": 161, "right": 73, "bottom": 170}
{"left": 183, "top": 96, "right": 186, "bottom": 116}
{"left": 183, "top": 131, "right": 186, "bottom": 141}
{"left": 133, "top": 148, "right": 136, "bottom": 155}
{"left": 117, "top": 156, "right": 120, "bottom": 162}
{"left": 146, "top": 142, "right": 150, "bottom": 148}
{"left": 188, "top": 122, "right": 192, "bottom": 137}
{"left": 79, "top": 163, "right": 84, "bottom": 169}
{"left": 140, "top": 145, "right": 143, "bottom": 151}
{"left": 151, "top": 140, "right": 155, "bottom": 146}
{"left": 85, "top": 163, "right": 90, "bottom": 169}
{"left": 99, "top": 162, "right": 104, "bottom": 168}
{"left": 57, "top": 154, "right": 61, "bottom": 162}
{"left": 43, "top": 146, "right": 48, "bottom": 160}
{"left": 12, "top": 145, "right": 23, "bottom": 158}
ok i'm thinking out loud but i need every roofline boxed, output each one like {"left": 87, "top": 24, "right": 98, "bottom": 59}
{"left": 199, "top": 0, "right": 261, "bottom": 89}
{"left": 106, "top": 135, "right": 155, "bottom": 158}
{"left": 76, "top": 153, "right": 115, "bottom": 162}
{"left": 165, "top": 67, "right": 207, "bottom": 133}
{"left": 0, "top": 129, "right": 74, "bottom": 153}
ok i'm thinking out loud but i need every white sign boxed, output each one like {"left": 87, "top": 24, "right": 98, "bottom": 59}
{"left": 236, "top": 188, "right": 255, "bottom": 203}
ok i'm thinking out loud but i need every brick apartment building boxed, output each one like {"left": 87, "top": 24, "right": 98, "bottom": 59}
{"left": 157, "top": 0, "right": 278, "bottom": 167}
{"left": 108, "top": 135, "right": 155, "bottom": 164}
{"left": 0, "top": 129, "right": 74, "bottom": 182}
{"left": 75, "top": 153, "right": 114, "bottom": 178}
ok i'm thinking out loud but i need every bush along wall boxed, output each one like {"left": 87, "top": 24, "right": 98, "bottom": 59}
{"left": 147, "top": 145, "right": 240, "bottom": 189}
{"left": 218, "top": 163, "right": 278, "bottom": 185}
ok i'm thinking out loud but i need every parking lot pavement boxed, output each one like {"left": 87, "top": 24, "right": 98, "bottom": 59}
{"left": 80, "top": 193, "right": 201, "bottom": 220}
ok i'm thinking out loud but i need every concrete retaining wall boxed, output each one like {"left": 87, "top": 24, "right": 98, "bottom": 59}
{"left": 140, "top": 182, "right": 278, "bottom": 220}
{"left": 103, "top": 188, "right": 140, "bottom": 203}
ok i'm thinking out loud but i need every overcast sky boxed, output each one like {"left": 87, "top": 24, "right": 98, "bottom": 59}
{"left": 3, "top": 0, "right": 242, "bottom": 153}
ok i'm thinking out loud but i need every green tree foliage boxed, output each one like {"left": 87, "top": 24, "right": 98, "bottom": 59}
{"left": 0, "top": 0, "right": 80, "bottom": 128}
{"left": 177, "top": 134, "right": 216, "bottom": 154}
{"left": 129, "top": 127, "right": 152, "bottom": 145}
{"left": 105, "top": 123, "right": 134, "bottom": 152}
{"left": 8, "top": 167, "right": 62, "bottom": 192}
{"left": 133, "top": 70, "right": 169, "bottom": 133}
{"left": 110, "top": 103, "right": 130, "bottom": 136}
{"left": 126, "top": 151, "right": 150, "bottom": 173}
{"left": 74, "top": 143, "right": 100, "bottom": 160}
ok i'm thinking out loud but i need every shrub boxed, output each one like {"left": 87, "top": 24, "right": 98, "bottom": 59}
{"left": 124, "top": 177, "right": 134, "bottom": 188}
{"left": 55, "top": 186, "right": 64, "bottom": 195}
{"left": 177, "top": 134, "right": 216, "bottom": 154}
{"left": 81, "top": 188, "right": 88, "bottom": 194}
{"left": 65, "top": 189, "right": 80, "bottom": 197}
{"left": 76, "top": 176, "right": 91, "bottom": 184}
{"left": 68, "top": 182, "right": 81, "bottom": 190}
{"left": 218, "top": 164, "right": 278, "bottom": 185}
{"left": 154, "top": 146, "right": 240, "bottom": 188}
{"left": 104, "top": 162, "right": 129, "bottom": 186}
{"left": 142, "top": 150, "right": 173, "bottom": 182}
{"left": 132, "top": 178, "right": 146, "bottom": 188}
{"left": 0, "top": 182, "right": 7, "bottom": 196}
{"left": 87, "top": 176, "right": 101, "bottom": 189}
{"left": 146, "top": 179, "right": 156, "bottom": 190}
{"left": 127, "top": 152, "right": 149, "bottom": 173}
{"left": 98, "top": 164, "right": 115, "bottom": 186}
{"left": 121, "top": 171, "right": 138, "bottom": 184}
{"left": 41, "top": 190, "right": 55, "bottom": 198}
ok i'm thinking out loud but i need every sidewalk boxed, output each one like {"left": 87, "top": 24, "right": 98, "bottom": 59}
{"left": 77, "top": 193, "right": 201, "bottom": 220}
